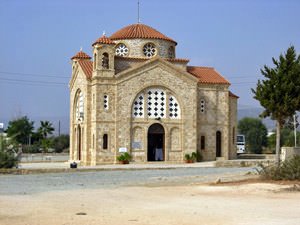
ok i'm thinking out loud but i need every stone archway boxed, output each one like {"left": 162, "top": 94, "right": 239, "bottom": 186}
{"left": 147, "top": 123, "right": 165, "bottom": 161}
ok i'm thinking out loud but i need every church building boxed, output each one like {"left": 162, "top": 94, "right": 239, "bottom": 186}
{"left": 69, "top": 23, "right": 238, "bottom": 165}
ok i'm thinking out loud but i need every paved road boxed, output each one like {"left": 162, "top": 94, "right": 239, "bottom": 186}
{"left": 0, "top": 167, "right": 255, "bottom": 195}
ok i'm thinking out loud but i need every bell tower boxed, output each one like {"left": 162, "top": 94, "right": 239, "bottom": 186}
{"left": 92, "top": 33, "right": 115, "bottom": 78}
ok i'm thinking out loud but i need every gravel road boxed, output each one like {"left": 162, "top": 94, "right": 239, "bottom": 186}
{"left": 0, "top": 167, "right": 255, "bottom": 195}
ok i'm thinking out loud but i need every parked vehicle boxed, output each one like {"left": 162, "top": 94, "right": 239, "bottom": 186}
{"left": 237, "top": 134, "right": 246, "bottom": 154}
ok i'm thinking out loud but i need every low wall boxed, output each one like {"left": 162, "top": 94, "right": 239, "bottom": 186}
{"left": 20, "top": 153, "right": 69, "bottom": 163}
{"left": 215, "top": 159, "right": 274, "bottom": 168}
{"left": 280, "top": 147, "right": 300, "bottom": 161}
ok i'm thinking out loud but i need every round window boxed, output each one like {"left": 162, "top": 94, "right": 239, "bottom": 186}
{"left": 115, "top": 43, "right": 129, "bottom": 57}
{"left": 143, "top": 43, "right": 156, "bottom": 57}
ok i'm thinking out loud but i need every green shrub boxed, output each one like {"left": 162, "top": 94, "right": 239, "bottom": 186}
{"left": 258, "top": 155, "right": 300, "bottom": 180}
{"left": 0, "top": 151, "right": 18, "bottom": 168}
{"left": 117, "top": 152, "right": 131, "bottom": 162}
{"left": 22, "top": 144, "right": 41, "bottom": 153}
{"left": 185, "top": 152, "right": 202, "bottom": 162}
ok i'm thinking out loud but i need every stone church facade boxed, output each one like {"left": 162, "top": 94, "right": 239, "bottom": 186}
{"left": 69, "top": 23, "right": 238, "bottom": 165}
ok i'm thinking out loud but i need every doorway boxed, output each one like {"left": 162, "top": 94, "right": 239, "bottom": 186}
{"left": 216, "top": 131, "right": 221, "bottom": 157}
{"left": 148, "top": 123, "right": 165, "bottom": 161}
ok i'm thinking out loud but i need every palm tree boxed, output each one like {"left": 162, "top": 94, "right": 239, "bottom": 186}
{"left": 38, "top": 121, "right": 54, "bottom": 139}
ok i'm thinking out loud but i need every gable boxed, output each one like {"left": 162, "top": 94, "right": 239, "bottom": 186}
{"left": 116, "top": 57, "right": 199, "bottom": 85}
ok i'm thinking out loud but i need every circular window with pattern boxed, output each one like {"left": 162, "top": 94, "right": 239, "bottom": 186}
{"left": 115, "top": 43, "right": 129, "bottom": 56}
{"left": 143, "top": 43, "right": 156, "bottom": 57}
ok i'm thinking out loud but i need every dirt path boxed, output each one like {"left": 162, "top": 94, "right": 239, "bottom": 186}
{"left": 0, "top": 182, "right": 299, "bottom": 225}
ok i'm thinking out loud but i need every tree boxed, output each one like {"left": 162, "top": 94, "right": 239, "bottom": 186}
{"left": 38, "top": 121, "right": 54, "bottom": 139}
{"left": 37, "top": 121, "right": 54, "bottom": 153}
{"left": 238, "top": 117, "right": 268, "bottom": 154}
{"left": 6, "top": 116, "right": 34, "bottom": 144}
{"left": 268, "top": 127, "right": 300, "bottom": 150}
{"left": 50, "top": 134, "right": 70, "bottom": 153}
{"left": 252, "top": 46, "right": 300, "bottom": 165}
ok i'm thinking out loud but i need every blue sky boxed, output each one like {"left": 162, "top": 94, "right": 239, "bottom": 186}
{"left": 0, "top": 0, "right": 299, "bottom": 133}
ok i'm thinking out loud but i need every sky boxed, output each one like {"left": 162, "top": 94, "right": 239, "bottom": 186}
{"left": 0, "top": 0, "right": 299, "bottom": 134}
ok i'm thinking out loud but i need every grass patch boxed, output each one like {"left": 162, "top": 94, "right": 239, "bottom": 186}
{"left": 257, "top": 155, "right": 300, "bottom": 180}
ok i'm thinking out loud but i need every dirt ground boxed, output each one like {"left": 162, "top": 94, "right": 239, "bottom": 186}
{"left": 0, "top": 181, "right": 299, "bottom": 225}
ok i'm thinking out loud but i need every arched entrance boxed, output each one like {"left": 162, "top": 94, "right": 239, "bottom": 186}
{"left": 77, "top": 125, "right": 82, "bottom": 160}
{"left": 216, "top": 131, "right": 221, "bottom": 157}
{"left": 148, "top": 123, "right": 165, "bottom": 161}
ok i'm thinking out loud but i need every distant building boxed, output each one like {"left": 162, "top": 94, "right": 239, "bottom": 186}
{"left": 69, "top": 23, "right": 238, "bottom": 165}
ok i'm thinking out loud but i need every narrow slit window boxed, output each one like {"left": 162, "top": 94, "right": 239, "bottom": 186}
{"left": 94, "top": 53, "right": 97, "bottom": 69}
{"left": 103, "top": 134, "right": 108, "bottom": 149}
{"left": 201, "top": 135, "right": 205, "bottom": 150}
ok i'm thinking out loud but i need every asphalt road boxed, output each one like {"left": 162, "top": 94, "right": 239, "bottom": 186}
{"left": 0, "top": 167, "right": 255, "bottom": 195}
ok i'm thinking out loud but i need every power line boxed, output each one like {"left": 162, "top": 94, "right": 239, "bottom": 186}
{"left": 0, "top": 71, "right": 70, "bottom": 79}
{"left": 0, "top": 78, "right": 68, "bottom": 85}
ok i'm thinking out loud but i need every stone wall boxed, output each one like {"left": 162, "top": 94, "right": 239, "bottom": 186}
{"left": 114, "top": 39, "right": 176, "bottom": 58}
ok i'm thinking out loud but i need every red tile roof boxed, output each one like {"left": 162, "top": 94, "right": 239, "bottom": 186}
{"left": 229, "top": 91, "right": 239, "bottom": 98}
{"left": 78, "top": 60, "right": 93, "bottom": 79}
{"left": 110, "top": 23, "right": 177, "bottom": 45}
{"left": 187, "top": 66, "right": 230, "bottom": 85}
{"left": 71, "top": 51, "right": 92, "bottom": 60}
{"left": 92, "top": 35, "right": 115, "bottom": 46}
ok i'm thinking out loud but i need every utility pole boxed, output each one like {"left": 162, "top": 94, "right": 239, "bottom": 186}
{"left": 294, "top": 114, "right": 297, "bottom": 147}
{"left": 58, "top": 120, "right": 61, "bottom": 136}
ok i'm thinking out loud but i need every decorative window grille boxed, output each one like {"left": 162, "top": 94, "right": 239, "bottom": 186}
{"left": 132, "top": 94, "right": 144, "bottom": 118}
{"left": 200, "top": 99, "right": 205, "bottom": 113}
{"left": 143, "top": 43, "right": 156, "bottom": 57}
{"left": 76, "top": 91, "right": 84, "bottom": 121}
{"left": 169, "top": 95, "right": 180, "bottom": 118}
{"left": 104, "top": 95, "right": 109, "bottom": 110}
{"left": 132, "top": 88, "right": 180, "bottom": 119}
{"left": 147, "top": 89, "right": 166, "bottom": 118}
{"left": 116, "top": 43, "right": 129, "bottom": 57}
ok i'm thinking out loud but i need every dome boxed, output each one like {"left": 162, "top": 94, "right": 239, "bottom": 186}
{"left": 110, "top": 23, "right": 177, "bottom": 45}
{"left": 92, "top": 35, "right": 115, "bottom": 46}
{"left": 71, "top": 50, "right": 91, "bottom": 60}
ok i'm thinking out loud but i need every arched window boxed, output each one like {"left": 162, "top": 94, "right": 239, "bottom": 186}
{"left": 102, "top": 53, "right": 109, "bottom": 69}
{"left": 103, "top": 134, "right": 108, "bottom": 149}
{"left": 132, "top": 88, "right": 181, "bottom": 119}
{"left": 75, "top": 91, "right": 84, "bottom": 121}
{"left": 168, "top": 46, "right": 175, "bottom": 58}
